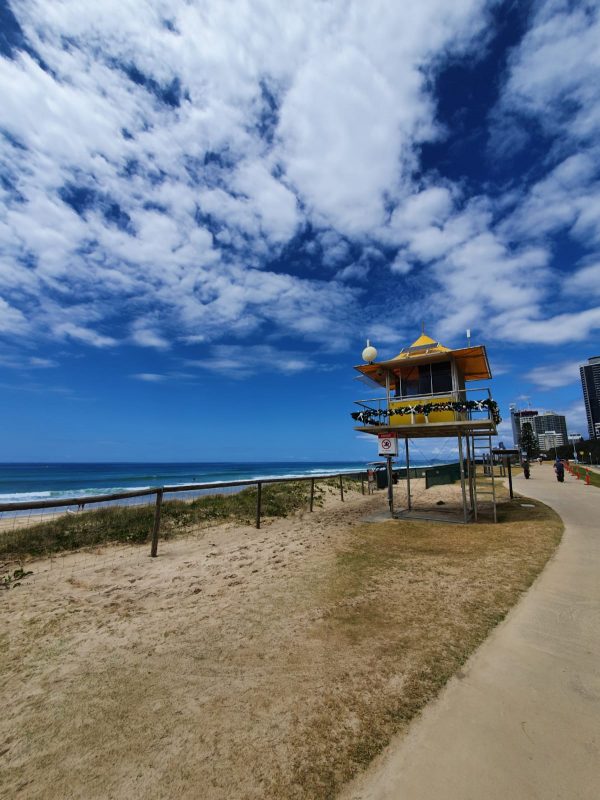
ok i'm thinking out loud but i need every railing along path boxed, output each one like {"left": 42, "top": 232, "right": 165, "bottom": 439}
{"left": 0, "top": 471, "right": 367, "bottom": 559}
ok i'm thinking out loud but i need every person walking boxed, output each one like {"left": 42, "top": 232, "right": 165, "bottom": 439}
{"left": 554, "top": 458, "right": 564, "bottom": 483}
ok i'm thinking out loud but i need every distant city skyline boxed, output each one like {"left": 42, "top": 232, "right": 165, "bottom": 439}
{"left": 509, "top": 406, "right": 569, "bottom": 451}
{"left": 0, "top": 1, "right": 598, "bottom": 460}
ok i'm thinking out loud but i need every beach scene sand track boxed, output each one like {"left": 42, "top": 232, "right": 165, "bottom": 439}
{"left": 1, "top": 482, "right": 562, "bottom": 799}
{"left": 1, "top": 2, "right": 598, "bottom": 797}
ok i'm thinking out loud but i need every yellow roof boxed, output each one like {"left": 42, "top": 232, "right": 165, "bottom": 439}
{"left": 354, "top": 330, "right": 492, "bottom": 385}
{"left": 392, "top": 333, "right": 450, "bottom": 360}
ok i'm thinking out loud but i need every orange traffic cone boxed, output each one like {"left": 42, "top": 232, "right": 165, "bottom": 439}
{"left": 585, "top": 471, "right": 590, "bottom": 486}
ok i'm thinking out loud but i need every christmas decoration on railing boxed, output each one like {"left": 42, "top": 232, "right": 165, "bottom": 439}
{"left": 351, "top": 398, "right": 501, "bottom": 426}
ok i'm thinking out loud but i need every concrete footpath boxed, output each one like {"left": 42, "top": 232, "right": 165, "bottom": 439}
{"left": 340, "top": 464, "right": 600, "bottom": 800}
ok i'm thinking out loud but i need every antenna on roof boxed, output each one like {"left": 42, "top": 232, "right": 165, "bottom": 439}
{"left": 466, "top": 328, "right": 471, "bottom": 346}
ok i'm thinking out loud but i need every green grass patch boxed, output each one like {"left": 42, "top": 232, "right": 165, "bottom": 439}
{"left": 570, "top": 465, "right": 600, "bottom": 487}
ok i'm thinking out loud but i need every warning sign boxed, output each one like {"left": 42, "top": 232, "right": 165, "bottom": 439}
{"left": 378, "top": 436, "right": 398, "bottom": 456}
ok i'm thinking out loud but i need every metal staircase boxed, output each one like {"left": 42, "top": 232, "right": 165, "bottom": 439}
{"left": 471, "top": 433, "right": 498, "bottom": 523}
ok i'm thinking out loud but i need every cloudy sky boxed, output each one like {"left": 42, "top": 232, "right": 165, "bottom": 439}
{"left": 0, "top": 0, "right": 598, "bottom": 461}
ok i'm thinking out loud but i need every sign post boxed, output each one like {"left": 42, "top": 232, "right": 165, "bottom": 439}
{"left": 492, "top": 448, "right": 519, "bottom": 500}
{"left": 386, "top": 456, "right": 394, "bottom": 514}
{"left": 378, "top": 434, "right": 398, "bottom": 515}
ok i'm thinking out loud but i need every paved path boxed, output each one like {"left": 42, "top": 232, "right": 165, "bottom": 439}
{"left": 340, "top": 464, "right": 600, "bottom": 800}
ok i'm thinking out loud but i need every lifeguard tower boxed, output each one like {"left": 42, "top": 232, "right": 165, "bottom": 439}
{"left": 352, "top": 330, "right": 501, "bottom": 522}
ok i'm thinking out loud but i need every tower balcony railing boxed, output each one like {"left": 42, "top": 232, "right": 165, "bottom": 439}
{"left": 351, "top": 387, "right": 500, "bottom": 428}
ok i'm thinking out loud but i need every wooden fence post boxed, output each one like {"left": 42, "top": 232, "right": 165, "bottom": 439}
{"left": 256, "top": 482, "right": 262, "bottom": 529}
{"left": 309, "top": 478, "right": 315, "bottom": 512}
{"left": 339, "top": 474, "right": 344, "bottom": 502}
{"left": 361, "top": 473, "right": 365, "bottom": 495}
{"left": 150, "top": 489, "right": 163, "bottom": 557}
{"left": 507, "top": 459, "right": 514, "bottom": 499}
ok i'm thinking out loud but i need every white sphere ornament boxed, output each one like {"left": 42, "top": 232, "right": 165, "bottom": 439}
{"left": 362, "top": 342, "right": 377, "bottom": 363}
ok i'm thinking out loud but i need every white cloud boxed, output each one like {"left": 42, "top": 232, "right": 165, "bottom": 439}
{"left": 498, "top": 154, "right": 600, "bottom": 245}
{"left": 0, "top": 297, "right": 29, "bottom": 333}
{"left": 54, "top": 322, "right": 117, "bottom": 348}
{"left": 490, "top": 362, "right": 511, "bottom": 377}
{"left": 276, "top": 3, "right": 487, "bottom": 234}
{"left": 501, "top": 2, "right": 600, "bottom": 143}
{"left": 390, "top": 186, "right": 454, "bottom": 231}
{"left": 430, "top": 231, "right": 551, "bottom": 339}
{"left": 318, "top": 231, "right": 350, "bottom": 268}
{"left": 492, "top": 306, "right": 600, "bottom": 346}
{"left": 389, "top": 257, "right": 413, "bottom": 275}
{"left": 0, "top": 0, "right": 496, "bottom": 360}
{"left": 526, "top": 360, "right": 582, "bottom": 390}
{"left": 554, "top": 401, "right": 588, "bottom": 437}
{"left": 186, "top": 344, "right": 319, "bottom": 378}
{"left": 130, "top": 322, "right": 170, "bottom": 351}
{"left": 465, "top": 1, "right": 600, "bottom": 350}
{"left": 336, "top": 263, "right": 369, "bottom": 283}
{"left": 131, "top": 373, "right": 166, "bottom": 382}
{"left": 278, "top": 46, "right": 408, "bottom": 233}
{"left": 386, "top": 194, "right": 492, "bottom": 262}
{"left": 365, "top": 323, "right": 403, "bottom": 347}
{"left": 2, "top": 0, "right": 600, "bottom": 368}
{"left": 564, "top": 260, "right": 600, "bottom": 297}
{"left": 29, "top": 357, "right": 58, "bottom": 368}
{"left": 230, "top": 161, "right": 299, "bottom": 243}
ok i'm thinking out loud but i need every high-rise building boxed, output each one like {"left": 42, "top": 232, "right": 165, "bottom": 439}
{"left": 509, "top": 406, "right": 568, "bottom": 451}
{"left": 533, "top": 411, "right": 568, "bottom": 448}
{"left": 537, "top": 431, "right": 564, "bottom": 452}
{"left": 580, "top": 356, "right": 600, "bottom": 440}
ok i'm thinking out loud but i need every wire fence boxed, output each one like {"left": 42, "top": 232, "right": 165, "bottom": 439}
{"left": 0, "top": 472, "right": 368, "bottom": 587}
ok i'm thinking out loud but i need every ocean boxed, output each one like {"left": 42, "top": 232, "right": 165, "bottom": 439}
{"left": 0, "top": 461, "right": 378, "bottom": 505}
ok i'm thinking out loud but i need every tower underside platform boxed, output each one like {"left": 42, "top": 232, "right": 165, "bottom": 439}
{"left": 358, "top": 423, "right": 499, "bottom": 524}
{"left": 392, "top": 507, "right": 473, "bottom": 524}
{"left": 354, "top": 419, "right": 497, "bottom": 439}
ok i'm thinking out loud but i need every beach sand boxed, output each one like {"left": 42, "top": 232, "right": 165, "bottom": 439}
{"left": 0, "top": 480, "right": 561, "bottom": 799}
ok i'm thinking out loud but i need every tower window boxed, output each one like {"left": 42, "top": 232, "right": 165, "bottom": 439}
{"left": 431, "top": 361, "right": 452, "bottom": 393}
{"left": 397, "top": 361, "right": 453, "bottom": 397}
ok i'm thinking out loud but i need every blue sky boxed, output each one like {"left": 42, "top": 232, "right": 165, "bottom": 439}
{"left": 0, "top": 0, "right": 599, "bottom": 461}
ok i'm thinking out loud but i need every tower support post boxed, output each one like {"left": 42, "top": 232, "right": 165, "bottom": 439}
{"left": 457, "top": 433, "right": 469, "bottom": 523}
{"left": 386, "top": 456, "right": 394, "bottom": 515}
{"left": 405, "top": 437, "right": 412, "bottom": 511}
{"left": 466, "top": 433, "right": 475, "bottom": 513}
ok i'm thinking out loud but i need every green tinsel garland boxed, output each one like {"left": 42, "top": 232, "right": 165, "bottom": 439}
{"left": 351, "top": 398, "right": 501, "bottom": 426}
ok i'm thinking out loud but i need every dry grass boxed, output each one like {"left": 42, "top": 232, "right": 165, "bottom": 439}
{"left": 0, "top": 485, "right": 562, "bottom": 800}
